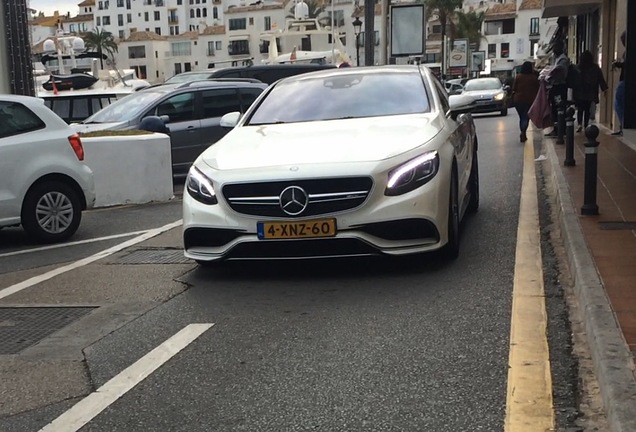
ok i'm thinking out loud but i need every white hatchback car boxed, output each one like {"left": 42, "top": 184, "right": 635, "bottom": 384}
{"left": 0, "top": 95, "right": 95, "bottom": 243}
{"left": 183, "top": 66, "right": 479, "bottom": 263}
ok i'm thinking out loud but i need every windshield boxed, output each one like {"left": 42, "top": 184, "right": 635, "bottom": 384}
{"left": 464, "top": 79, "right": 502, "bottom": 91}
{"left": 165, "top": 73, "right": 212, "bottom": 84}
{"left": 83, "top": 91, "right": 164, "bottom": 123}
{"left": 247, "top": 70, "right": 430, "bottom": 125}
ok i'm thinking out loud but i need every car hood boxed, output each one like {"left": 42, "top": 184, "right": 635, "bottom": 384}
{"left": 462, "top": 89, "right": 503, "bottom": 98}
{"left": 70, "top": 121, "right": 129, "bottom": 133}
{"left": 201, "top": 114, "right": 442, "bottom": 171}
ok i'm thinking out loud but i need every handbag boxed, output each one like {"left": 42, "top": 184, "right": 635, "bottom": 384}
{"left": 528, "top": 80, "right": 552, "bottom": 129}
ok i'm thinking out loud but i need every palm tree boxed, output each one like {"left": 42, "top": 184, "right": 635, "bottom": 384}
{"left": 84, "top": 28, "right": 118, "bottom": 69}
{"left": 425, "top": 0, "right": 463, "bottom": 75}
{"left": 452, "top": 10, "right": 486, "bottom": 52}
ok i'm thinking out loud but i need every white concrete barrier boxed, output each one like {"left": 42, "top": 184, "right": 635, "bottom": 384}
{"left": 82, "top": 133, "right": 174, "bottom": 208}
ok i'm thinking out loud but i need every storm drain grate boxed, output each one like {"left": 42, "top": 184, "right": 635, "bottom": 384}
{"left": 111, "top": 249, "right": 193, "bottom": 265}
{"left": 598, "top": 221, "right": 636, "bottom": 230}
{"left": 0, "top": 307, "right": 95, "bottom": 355}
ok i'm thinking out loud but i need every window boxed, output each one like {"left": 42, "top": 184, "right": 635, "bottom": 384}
{"left": 502, "top": 19, "right": 515, "bottom": 34}
{"left": 213, "top": 6, "right": 218, "bottom": 19}
{"left": 215, "top": 41, "right": 222, "bottom": 51}
{"left": 325, "top": 10, "right": 345, "bottom": 27}
{"left": 0, "top": 102, "right": 46, "bottom": 139}
{"left": 203, "top": 8, "right": 207, "bottom": 17}
{"left": 207, "top": 41, "right": 215, "bottom": 55}
{"left": 170, "top": 25, "right": 180, "bottom": 35}
{"left": 126, "top": 0, "right": 131, "bottom": 8}
{"left": 177, "top": 0, "right": 182, "bottom": 4}
{"left": 132, "top": 65, "right": 147, "bottom": 79}
{"left": 102, "top": 16, "right": 111, "bottom": 25}
{"left": 154, "top": 92, "right": 196, "bottom": 123}
{"left": 117, "top": 0, "right": 123, "bottom": 6}
{"left": 501, "top": 42, "right": 510, "bottom": 58}
{"left": 488, "top": 43, "right": 496, "bottom": 59}
{"left": 249, "top": 17, "right": 254, "bottom": 25}
{"left": 432, "top": 25, "right": 442, "bottom": 34}
{"left": 154, "top": 11, "right": 160, "bottom": 20}
{"left": 260, "top": 39, "right": 281, "bottom": 54}
{"left": 530, "top": 40, "right": 538, "bottom": 57}
{"left": 264, "top": 16, "right": 271, "bottom": 31}
{"left": 530, "top": 17, "right": 540, "bottom": 36}
{"left": 172, "top": 42, "right": 192, "bottom": 56}
{"left": 485, "top": 21, "right": 502, "bottom": 35}
{"left": 118, "top": 14, "right": 124, "bottom": 26}
{"left": 119, "top": 30, "right": 125, "bottom": 38}
{"left": 144, "top": 12, "right": 149, "bottom": 21}
{"left": 127, "top": 13, "right": 132, "bottom": 23}
{"left": 358, "top": 31, "right": 380, "bottom": 47}
{"left": 239, "top": 88, "right": 264, "bottom": 110}
{"left": 228, "top": 40, "right": 249, "bottom": 55}
{"left": 174, "top": 63, "right": 182, "bottom": 74}
{"left": 155, "top": 27, "right": 161, "bottom": 35}
{"left": 128, "top": 46, "right": 146, "bottom": 58}
{"left": 196, "top": 8, "right": 201, "bottom": 17}
{"left": 229, "top": 18, "right": 247, "bottom": 30}
{"left": 201, "top": 89, "right": 241, "bottom": 118}
{"left": 190, "top": 9, "right": 195, "bottom": 18}
{"left": 96, "top": 16, "right": 101, "bottom": 25}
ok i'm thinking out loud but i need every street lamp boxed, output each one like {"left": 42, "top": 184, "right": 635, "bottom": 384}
{"left": 352, "top": 17, "right": 362, "bottom": 67}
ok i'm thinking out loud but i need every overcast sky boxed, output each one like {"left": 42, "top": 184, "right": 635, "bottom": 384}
{"left": 29, "top": 0, "right": 81, "bottom": 16}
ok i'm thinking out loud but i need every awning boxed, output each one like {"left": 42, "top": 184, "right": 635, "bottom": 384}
{"left": 542, "top": 0, "right": 601, "bottom": 18}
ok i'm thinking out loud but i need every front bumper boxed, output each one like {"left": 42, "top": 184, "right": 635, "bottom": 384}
{"left": 470, "top": 100, "right": 507, "bottom": 113}
{"left": 182, "top": 174, "right": 450, "bottom": 262}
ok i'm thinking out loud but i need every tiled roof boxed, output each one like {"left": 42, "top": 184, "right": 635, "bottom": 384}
{"left": 172, "top": 31, "right": 200, "bottom": 39}
{"left": 124, "top": 31, "right": 168, "bottom": 42}
{"left": 201, "top": 25, "right": 226, "bottom": 35}
{"left": 226, "top": 3, "right": 284, "bottom": 13}
{"left": 64, "top": 13, "right": 93, "bottom": 23}
{"left": 519, "top": 0, "right": 542, "bottom": 9}
{"left": 78, "top": 0, "right": 96, "bottom": 5}
{"left": 486, "top": 1, "right": 517, "bottom": 15}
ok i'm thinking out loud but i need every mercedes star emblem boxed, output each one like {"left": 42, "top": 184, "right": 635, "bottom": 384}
{"left": 280, "top": 186, "right": 309, "bottom": 216}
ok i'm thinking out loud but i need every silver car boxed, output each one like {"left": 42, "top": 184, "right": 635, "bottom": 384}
{"left": 72, "top": 80, "right": 268, "bottom": 177}
{"left": 461, "top": 78, "right": 509, "bottom": 116}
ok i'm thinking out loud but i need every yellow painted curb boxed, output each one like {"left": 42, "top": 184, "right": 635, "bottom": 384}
{"left": 504, "top": 137, "right": 555, "bottom": 431}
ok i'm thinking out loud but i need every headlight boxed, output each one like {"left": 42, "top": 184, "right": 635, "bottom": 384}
{"left": 385, "top": 151, "right": 439, "bottom": 196}
{"left": 186, "top": 166, "right": 218, "bottom": 205}
{"left": 494, "top": 92, "right": 505, "bottom": 101}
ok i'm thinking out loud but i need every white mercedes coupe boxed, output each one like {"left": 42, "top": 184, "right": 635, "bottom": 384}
{"left": 183, "top": 65, "right": 479, "bottom": 263}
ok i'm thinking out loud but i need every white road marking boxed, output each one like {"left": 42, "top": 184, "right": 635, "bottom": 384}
{"left": 0, "top": 230, "right": 148, "bottom": 259}
{"left": 38, "top": 323, "right": 214, "bottom": 432}
{"left": 0, "top": 220, "right": 183, "bottom": 301}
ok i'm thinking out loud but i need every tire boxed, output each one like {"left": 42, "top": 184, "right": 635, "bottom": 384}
{"left": 467, "top": 146, "right": 479, "bottom": 213}
{"left": 440, "top": 169, "right": 460, "bottom": 260}
{"left": 500, "top": 107, "right": 508, "bottom": 116}
{"left": 21, "top": 181, "right": 82, "bottom": 243}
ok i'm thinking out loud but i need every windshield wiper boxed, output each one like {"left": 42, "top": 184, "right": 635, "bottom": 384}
{"left": 248, "top": 121, "right": 287, "bottom": 126}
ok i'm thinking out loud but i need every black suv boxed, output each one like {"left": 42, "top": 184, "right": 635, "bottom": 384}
{"left": 184, "top": 63, "right": 338, "bottom": 85}
{"left": 74, "top": 80, "right": 268, "bottom": 177}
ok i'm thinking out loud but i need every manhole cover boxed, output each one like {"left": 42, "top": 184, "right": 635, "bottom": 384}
{"left": 111, "top": 249, "right": 193, "bottom": 265}
{"left": 0, "top": 307, "right": 95, "bottom": 355}
{"left": 598, "top": 221, "right": 636, "bottom": 230}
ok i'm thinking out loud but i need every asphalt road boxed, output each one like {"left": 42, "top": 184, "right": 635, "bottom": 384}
{"left": 0, "top": 113, "right": 582, "bottom": 431}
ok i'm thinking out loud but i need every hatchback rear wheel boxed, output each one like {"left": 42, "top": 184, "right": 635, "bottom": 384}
{"left": 21, "top": 181, "right": 82, "bottom": 243}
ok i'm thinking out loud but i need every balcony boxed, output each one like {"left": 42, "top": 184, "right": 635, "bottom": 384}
{"left": 168, "top": 16, "right": 178, "bottom": 24}
{"left": 155, "top": 0, "right": 165, "bottom": 6}
{"left": 207, "top": 49, "right": 215, "bottom": 56}
{"left": 542, "top": 0, "right": 601, "bottom": 18}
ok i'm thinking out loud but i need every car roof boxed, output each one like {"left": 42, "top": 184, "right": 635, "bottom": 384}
{"left": 144, "top": 80, "right": 268, "bottom": 93}
{"left": 210, "top": 63, "right": 337, "bottom": 73}
{"left": 1, "top": 94, "right": 47, "bottom": 105}
{"left": 270, "top": 65, "right": 425, "bottom": 84}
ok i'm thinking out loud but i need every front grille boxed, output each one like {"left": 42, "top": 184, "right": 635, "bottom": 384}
{"left": 222, "top": 177, "right": 374, "bottom": 218}
{"left": 226, "top": 238, "right": 380, "bottom": 259}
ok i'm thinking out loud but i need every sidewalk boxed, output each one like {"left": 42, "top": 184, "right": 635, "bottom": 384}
{"left": 543, "top": 126, "right": 636, "bottom": 431}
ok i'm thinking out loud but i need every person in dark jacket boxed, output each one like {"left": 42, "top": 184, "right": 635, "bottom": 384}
{"left": 512, "top": 61, "right": 540, "bottom": 142}
{"left": 574, "top": 50, "right": 608, "bottom": 132}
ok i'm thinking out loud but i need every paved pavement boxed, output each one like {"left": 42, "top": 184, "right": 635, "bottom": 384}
{"left": 542, "top": 126, "right": 636, "bottom": 431}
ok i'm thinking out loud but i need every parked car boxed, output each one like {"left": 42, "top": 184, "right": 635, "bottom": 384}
{"left": 202, "top": 63, "right": 338, "bottom": 85}
{"left": 460, "top": 77, "right": 509, "bottom": 116}
{"left": 183, "top": 65, "right": 479, "bottom": 264}
{"left": 0, "top": 95, "right": 95, "bottom": 243}
{"left": 72, "top": 80, "right": 268, "bottom": 177}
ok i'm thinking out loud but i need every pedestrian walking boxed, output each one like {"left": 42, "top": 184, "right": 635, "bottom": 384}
{"left": 544, "top": 40, "right": 570, "bottom": 137}
{"left": 511, "top": 61, "right": 540, "bottom": 142}
{"left": 612, "top": 31, "right": 627, "bottom": 136}
{"left": 573, "top": 50, "right": 608, "bottom": 132}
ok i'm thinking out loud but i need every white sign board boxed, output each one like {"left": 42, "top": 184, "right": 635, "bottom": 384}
{"left": 449, "top": 39, "right": 468, "bottom": 68}
{"left": 390, "top": 4, "right": 426, "bottom": 57}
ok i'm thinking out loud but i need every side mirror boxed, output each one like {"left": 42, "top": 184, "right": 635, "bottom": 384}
{"left": 138, "top": 115, "right": 170, "bottom": 135}
{"left": 220, "top": 111, "right": 241, "bottom": 128}
{"left": 448, "top": 94, "right": 475, "bottom": 119}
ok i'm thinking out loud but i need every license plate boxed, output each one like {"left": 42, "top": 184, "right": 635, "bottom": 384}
{"left": 476, "top": 99, "right": 492, "bottom": 104}
{"left": 257, "top": 218, "right": 337, "bottom": 240}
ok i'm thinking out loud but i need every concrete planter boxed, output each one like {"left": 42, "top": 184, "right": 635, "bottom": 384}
{"left": 81, "top": 133, "right": 174, "bottom": 208}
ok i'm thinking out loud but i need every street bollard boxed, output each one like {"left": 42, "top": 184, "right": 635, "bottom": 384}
{"left": 556, "top": 99, "right": 566, "bottom": 145}
{"left": 564, "top": 106, "right": 576, "bottom": 166}
{"left": 581, "top": 125, "right": 600, "bottom": 215}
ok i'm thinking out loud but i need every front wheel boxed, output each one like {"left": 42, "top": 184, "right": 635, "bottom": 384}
{"left": 500, "top": 107, "right": 508, "bottom": 116}
{"left": 440, "top": 169, "right": 460, "bottom": 260}
{"left": 21, "top": 181, "right": 82, "bottom": 243}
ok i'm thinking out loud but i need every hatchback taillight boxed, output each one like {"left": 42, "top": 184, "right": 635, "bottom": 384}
{"left": 68, "top": 134, "right": 85, "bottom": 161}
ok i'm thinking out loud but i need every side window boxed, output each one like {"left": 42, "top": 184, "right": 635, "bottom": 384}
{"left": 250, "top": 69, "right": 288, "bottom": 84}
{"left": 201, "top": 88, "right": 241, "bottom": 118}
{"left": 49, "top": 99, "right": 71, "bottom": 122}
{"left": 72, "top": 98, "right": 90, "bottom": 122}
{"left": 154, "top": 92, "right": 196, "bottom": 123}
{"left": 0, "top": 101, "right": 46, "bottom": 139}
{"left": 432, "top": 78, "right": 450, "bottom": 114}
{"left": 239, "top": 87, "right": 264, "bottom": 111}
{"left": 214, "top": 71, "right": 241, "bottom": 79}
